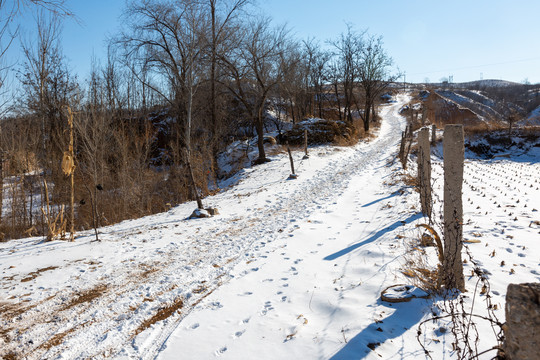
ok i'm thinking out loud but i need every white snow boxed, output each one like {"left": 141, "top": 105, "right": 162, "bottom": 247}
{"left": 1, "top": 93, "right": 539, "bottom": 360}
{"left": 522, "top": 104, "right": 540, "bottom": 125}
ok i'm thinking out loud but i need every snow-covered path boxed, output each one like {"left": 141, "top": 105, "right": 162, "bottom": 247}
{"left": 156, "top": 96, "right": 420, "bottom": 359}
{"left": 2, "top": 94, "right": 423, "bottom": 359}
{"left": 3, "top": 92, "right": 540, "bottom": 359}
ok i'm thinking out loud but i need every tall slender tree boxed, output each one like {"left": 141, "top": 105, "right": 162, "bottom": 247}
{"left": 221, "top": 17, "right": 288, "bottom": 164}
{"left": 120, "top": 0, "right": 208, "bottom": 208}
{"left": 357, "top": 35, "right": 398, "bottom": 132}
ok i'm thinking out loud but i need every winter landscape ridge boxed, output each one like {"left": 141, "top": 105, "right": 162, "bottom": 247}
{"left": 1, "top": 93, "right": 539, "bottom": 359}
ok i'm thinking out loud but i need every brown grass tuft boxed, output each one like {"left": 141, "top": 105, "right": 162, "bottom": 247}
{"left": 38, "top": 327, "right": 78, "bottom": 352}
{"left": 61, "top": 284, "right": 108, "bottom": 311}
{"left": 133, "top": 297, "right": 184, "bottom": 337}
{"left": 20, "top": 266, "right": 59, "bottom": 283}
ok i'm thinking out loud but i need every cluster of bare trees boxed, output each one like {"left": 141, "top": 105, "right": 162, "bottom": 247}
{"left": 0, "top": 0, "right": 397, "bottom": 240}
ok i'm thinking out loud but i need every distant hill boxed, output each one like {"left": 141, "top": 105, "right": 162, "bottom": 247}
{"left": 411, "top": 79, "right": 540, "bottom": 127}
{"left": 453, "top": 79, "right": 521, "bottom": 88}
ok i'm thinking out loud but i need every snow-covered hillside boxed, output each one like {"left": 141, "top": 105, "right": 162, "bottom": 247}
{"left": 1, "top": 93, "right": 539, "bottom": 360}
{"left": 436, "top": 90, "right": 501, "bottom": 123}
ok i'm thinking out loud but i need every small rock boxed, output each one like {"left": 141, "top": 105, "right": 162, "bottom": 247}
{"left": 190, "top": 208, "right": 211, "bottom": 219}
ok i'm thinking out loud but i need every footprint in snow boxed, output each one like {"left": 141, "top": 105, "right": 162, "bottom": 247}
{"left": 262, "top": 278, "right": 274, "bottom": 282}
{"left": 260, "top": 301, "right": 274, "bottom": 316}
{"left": 210, "top": 301, "right": 223, "bottom": 310}
{"left": 294, "top": 259, "right": 303, "bottom": 264}
{"left": 281, "top": 296, "right": 287, "bottom": 302}
{"left": 233, "top": 330, "right": 245, "bottom": 338}
{"left": 239, "top": 291, "right": 253, "bottom": 296}
{"left": 215, "top": 347, "right": 227, "bottom": 356}
{"left": 190, "top": 323, "right": 200, "bottom": 330}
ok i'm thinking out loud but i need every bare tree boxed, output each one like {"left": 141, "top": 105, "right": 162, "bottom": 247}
{"left": 326, "top": 60, "right": 343, "bottom": 121}
{"left": 357, "top": 34, "right": 398, "bottom": 132}
{"left": 303, "top": 39, "right": 330, "bottom": 119}
{"left": 330, "top": 25, "right": 364, "bottom": 123}
{"left": 221, "top": 17, "right": 288, "bottom": 164}
{"left": 205, "top": 0, "right": 249, "bottom": 174}
{"left": 0, "top": 0, "right": 72, "bottom": 106}
{"left": 278, "top": 43, "right": 304, "bottom": 123}
{"left": 120, "top": 0, "right": 208, "bottom": 208}
{"left": 19, "top": 12, "right": 77, "bottom": 167}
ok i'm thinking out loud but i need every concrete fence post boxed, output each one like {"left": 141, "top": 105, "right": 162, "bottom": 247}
{"left": 504, "top": 283, "right": 540, "bottom": 360}
{"left": 417, "top": 127, "right": 432, "bottom": 218}
{"left": 443, "top": 124, "right": 465, "bottom": 291}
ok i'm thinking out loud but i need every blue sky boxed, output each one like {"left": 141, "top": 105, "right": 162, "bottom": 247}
{"left": 9, "top": 0, "right": 540, "bottom": 84}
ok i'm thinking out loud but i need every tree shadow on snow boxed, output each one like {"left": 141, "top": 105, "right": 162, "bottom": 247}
{"left": 360, "top": 191, "right": 400, "bottom": 208}
{"left": 323, "top": 213, "right": 422, "bottom": 261}
{"left": 330, "top": 298, "right": 429, "bottom": 360}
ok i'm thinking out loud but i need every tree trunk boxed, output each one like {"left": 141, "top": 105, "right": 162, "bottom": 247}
{"left": 317, "top": 87, "right": 323, "bottom": 118}
{"left": 255, "top": 109, "right": 267, "bottom": 163}
{"left": 210, "top": 1, "right": 219, "bottom": 182}
{"left": 333, "top": 83, "right": 342, "bottom": 121}
{"left": 185, "top": 149, "right": 203, "bottom": 209}
{"left": 364, "top": 100, "right": 371, "bottom": 132}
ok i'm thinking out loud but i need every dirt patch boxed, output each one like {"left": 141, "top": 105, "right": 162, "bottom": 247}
{"left": 133, "top": 297, "right": 184, "bottom": 337}
{"left": 0, "top": 302, "right": 35, "bottom": 319}
{"left": 1, "top": 352, "right": 18, "bottom": 360}
{"left": 20, "top": 266, "right": 59, "bottom": 283}
{"left": 0, "top": 324, "right": 12, "bottom": 343}
{"left": 61, "top": 284, "right": 108, "bottom": 311}
{"left": 37, "top": 326, "right": 79, "bottom": 353}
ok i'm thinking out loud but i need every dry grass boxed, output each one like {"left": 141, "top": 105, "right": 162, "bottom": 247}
{"left": 402, "top": 224, "right": 445, "bottom": 293}
{"left": 20, "top": 266, "right": 59, "bottom": 283}
{"left": 61, "top": 284, "right": 108, "bottom": 311}
{"left": 133, "top": 297, "right": 184, "bottom": 337}
{"left": 464, "top": 122, "right": 507, "bottom": 136}
{"left": 38, "top": 326, "right": 79, "bottom": 352}
{"left": 402, "top": 173, "right": 419, "bottom": 191}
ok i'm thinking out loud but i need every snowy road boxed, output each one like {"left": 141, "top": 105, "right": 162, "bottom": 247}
{"left": 155, "top": 95, "right": 418, "bottom": 359}
{"left": 2, "top": 95, "right": 420, "bottom": 359}
{"left": 3, "top": 92, "right": 539, "bottom": 359}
